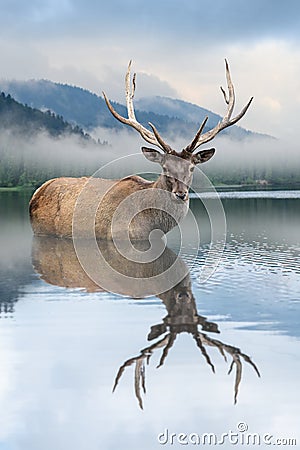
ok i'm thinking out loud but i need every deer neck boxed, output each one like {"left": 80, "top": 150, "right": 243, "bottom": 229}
{"left": 152, "top": 174, "right": 171, "bottom": 192}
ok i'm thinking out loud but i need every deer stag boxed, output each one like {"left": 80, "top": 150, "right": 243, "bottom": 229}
{"left": 29, "top": 60, "right": 253, "bottom": 239}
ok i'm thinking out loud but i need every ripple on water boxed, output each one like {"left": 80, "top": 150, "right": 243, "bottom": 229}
{"left": 187, "top": 235, "right": 300, "bottom": 304}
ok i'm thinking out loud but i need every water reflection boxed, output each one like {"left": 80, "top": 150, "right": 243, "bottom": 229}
{"left": 0, "top": 191, "right": 299, "bottom": 448}
{"left": 32, "top": 236, "right": 260, "bottom": 409}
{"left": 1, "top": 191, "right": 299, "bottom": 333}
{"left": 0, "top": 301, "right": 14, "bottom": 317}
{"left": 0, "top": 191, "right": 33, "bottom": 317}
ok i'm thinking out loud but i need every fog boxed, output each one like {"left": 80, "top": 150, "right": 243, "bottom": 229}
{"left": 91, "top": 126, "right": 299, "bottom": 186}
{"left": 0, "top": 123, "right": 299, "bottom": 189}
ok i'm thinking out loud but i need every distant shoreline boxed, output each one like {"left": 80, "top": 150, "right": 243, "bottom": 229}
{"left": 1, "top": 183, "right": 300, "bottom": 193}
{"left": 0, "top": 186, "right": 34, "bottom": 192}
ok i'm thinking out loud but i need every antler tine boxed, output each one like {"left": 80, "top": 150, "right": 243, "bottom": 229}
{"left": 112, "top": 355, "right": 136, "bottom": 393}
{"left": 135, "top": 360, "right": 146, "bottom": 409}
{"left": 240, "top": 351, "right": 261, "bottom": 378}
{"left": 193, "top": 333, "right": 216, "bottom": 373}
{"left": 125, "top": 60, "right": 136, "bottom": 121}
{"left": 183, "top": 59, "right": 253, "bottom": 152}
{"left": 201, "top": 333, "right": 260, "bottom": 404}
{"left": 156, "top": 333, "right": 177, "bottom": 368}
{"left": 103, "top": 61, "right": 172, "bottom": 153}
{"left": 223, "top": 58, "right": 235, "bottom": 121}
{"left": 112, "top": 334, "right": 170, "bottom": 409}
{"left": 220, "top": 86, "right": 229, "bottom": 105}
{"left": 184, "top": 116, "right": 208, "bottom": 153}
{"left": 148, "top": 122, "right": 173, "bottom": 153}
{"left": 228, "top": 354, "right": 242, "bottom": 405}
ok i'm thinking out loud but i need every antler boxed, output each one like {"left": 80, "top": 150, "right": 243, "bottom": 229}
{"left": 113, "top": 329, "right": 260, "bottom": 409}
{"left": 196, "top": 333, "right": 261, "bottom": 404}
{"left": 112, "top": 334, "right": 173, "bottom": 409}
{"left": 103, "top": 60, "right": 173, "bottom": 153}
{"left": 184, "top": 59, "right": 253, "bottom": 153}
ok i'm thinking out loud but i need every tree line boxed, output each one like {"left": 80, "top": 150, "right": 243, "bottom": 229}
{"left": 0, "top": 92, "right": 299, "bottom": 189}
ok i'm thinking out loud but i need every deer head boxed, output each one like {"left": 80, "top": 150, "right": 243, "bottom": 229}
{"left": 103, "top": 60, "right": 253, "bottom": 202}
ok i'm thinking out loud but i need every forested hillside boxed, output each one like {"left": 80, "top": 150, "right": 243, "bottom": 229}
{"left": 0, "top": 92, "right": 89, "bottom": 138}
{"left": 0, "top": 92, "right": 107, "bottom": 187}
{"left": 0, "top": 83, "right": 298, "bottom": 189}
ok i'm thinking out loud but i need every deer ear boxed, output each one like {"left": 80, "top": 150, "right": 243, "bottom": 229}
{"left": 142, "top": 147, "right": 164, "bottom": 164}
{"left": 192, "top": 148, "right": 215, "bottom": 165}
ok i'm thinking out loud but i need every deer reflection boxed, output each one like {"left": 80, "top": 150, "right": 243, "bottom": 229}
{"left": 32, "top": 236, "right": 260, "bottom": 409}
{"left": 113, "top": 276, "right": 260, "bottom": 409}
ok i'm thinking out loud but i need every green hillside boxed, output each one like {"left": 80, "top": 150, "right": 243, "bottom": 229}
{"left": 0, "top": 91, "right": 89, "bottom": 138}
{"left": 0, "top": 92, "right": 106, "bottom": 188}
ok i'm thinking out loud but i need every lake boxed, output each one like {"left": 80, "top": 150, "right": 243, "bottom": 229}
{"left": 0, "top": 190, "right": 299, "bottom": 449}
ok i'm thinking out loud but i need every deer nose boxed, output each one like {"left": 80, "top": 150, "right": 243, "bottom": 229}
{"left": 175, "top": 192, "right": 187, "bottom": 201}
{"left": 178, "top": 292, "right": 189, "bottom": 300}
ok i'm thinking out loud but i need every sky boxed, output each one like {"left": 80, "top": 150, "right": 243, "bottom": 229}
{"left": 0, "top": 0, "right": 300, "bottom": 138}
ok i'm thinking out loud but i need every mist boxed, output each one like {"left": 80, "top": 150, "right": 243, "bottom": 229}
{"left": 0, "top": 128, "right": 111, "bottom": 185}
{"left": 0, "top": 122, "right": 299, "bottom": 190}
{"left": 91, "top": 125, "right": 300, "bottom": 187}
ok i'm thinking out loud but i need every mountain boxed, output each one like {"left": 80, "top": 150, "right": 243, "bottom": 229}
{"left": 135, "top": 96, "right": 262, "bottom": 140}
{"left": 135, "top": 96, "right": 221, "bottom": 126}
{"left": 0, "top": 80, "right": 108, "bottom": 130}
{"left": 0, "top": 79, "right": 264, "bottom": 140}
{"left": 0, "top": 79, "right": 178, "bottom": 131}
{"left": 0, "top": 91, "right": 90, "bottom": 139}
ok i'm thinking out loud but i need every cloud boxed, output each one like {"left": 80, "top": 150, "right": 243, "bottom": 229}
{"left": 0, "top": 1, "right": 300, "bottom": 138}
{"left": 262, "top": 97, "right": 281, "bottom": 114}
{"left": 2, "top": 1, "right": 300, "bottom": 44}
{"left": 134, "top": 73, "right": 178, "bottom": 100}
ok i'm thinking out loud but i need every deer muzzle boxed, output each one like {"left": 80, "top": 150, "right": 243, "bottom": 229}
{"left": 172, "top": 181, "right": 189, "bottom": 202}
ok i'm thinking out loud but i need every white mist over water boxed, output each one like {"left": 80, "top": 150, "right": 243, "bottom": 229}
{"left": 0, "top": 123, "right": 299, "bottom": 186}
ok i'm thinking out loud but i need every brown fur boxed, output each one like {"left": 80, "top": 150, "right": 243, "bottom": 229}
{"left": 30, "top": 176, "right": 144, "bottom": 238}
{"left": 31, "top": 236, "right": 189, "bottom": 297}
{"left": 29, "top": 175, "right": 186, "bottom": 239}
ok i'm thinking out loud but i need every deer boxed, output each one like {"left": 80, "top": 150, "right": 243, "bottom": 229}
{"left": 29, "top": 60, "right": 253, "bottom": 239}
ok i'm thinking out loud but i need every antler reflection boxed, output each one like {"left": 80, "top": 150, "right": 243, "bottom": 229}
{"left": 112, "top": 278, "right": 260, "bottom": 409}
{"left": 112, "top": 335, "right": 170, "bottom": 410}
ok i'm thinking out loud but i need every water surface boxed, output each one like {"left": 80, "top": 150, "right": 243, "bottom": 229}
{"left": 0, "top": 190, "right": 299, "bottom": 449}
